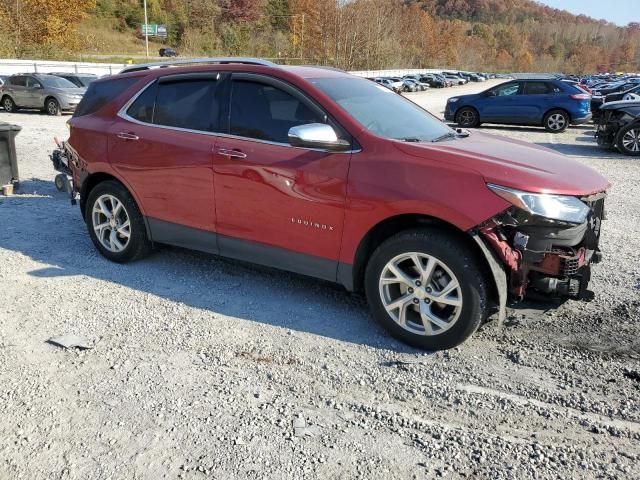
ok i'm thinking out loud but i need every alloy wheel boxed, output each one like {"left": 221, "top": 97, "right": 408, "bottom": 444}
{"left": 547, "top": 113, "right": 567, "bottom": 131}
{"left": 458, "top": 110, "right": 476, "bottom": 126}
{"left": 92, "top": 194, "right": 131, "bottom": 253}
{"left": 3, "top": 98, "right": 13, "bottom": 112}
{"left": 378, "top": 252, "right": 463, "bottom": 336}
{"left": 621, "top": 128, "right": 640, "bottom": 152}
{"left": 47, "top": 100, "right": 59, "bottom": 115}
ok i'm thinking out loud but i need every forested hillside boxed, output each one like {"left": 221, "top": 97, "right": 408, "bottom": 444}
{"left": 0, "top": 0, "right": 638, "bottom": 73}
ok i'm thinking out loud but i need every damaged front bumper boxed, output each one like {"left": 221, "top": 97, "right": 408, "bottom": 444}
{"left": 477, "top": 193, "right": 605, "bottom": 302}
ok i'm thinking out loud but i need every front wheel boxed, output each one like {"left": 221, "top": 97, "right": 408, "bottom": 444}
{"left": 2, "top": 96, "right": 16, "bottom": 113}
{"left": 46, "top": 98, "right": 61, "bottom": 116}
{"left": 456, "top": 107, "right": 480, "bottom": 128}
{"left": 365, "top": 229, "right": 488, "bottom": 350}
{"left": 615, "top": 123, "right": 640, "bottom": 156}
{"left": 543, "top": 109, "right": 569, "bottom": 133}
{"left": 85, "top": 180, "right": 150, "bottom": 263}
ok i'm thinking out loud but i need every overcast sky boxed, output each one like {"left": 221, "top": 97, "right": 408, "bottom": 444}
{"left": 536, "top": 0, "right": 638, "bottom": 26}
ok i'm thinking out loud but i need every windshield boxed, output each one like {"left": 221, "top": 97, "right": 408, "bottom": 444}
{"left": 78, "top": 76, "right": 97, "bottom": 86}
{"left": 311, "top": 77, "right": 453, "bottom": 142}
{"left": 42, "top": 76, "right": 78, "bottom": 88}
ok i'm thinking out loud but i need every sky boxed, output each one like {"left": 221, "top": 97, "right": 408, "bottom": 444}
{"left": 536, "top": 0, "right": 638, "bottom": 27}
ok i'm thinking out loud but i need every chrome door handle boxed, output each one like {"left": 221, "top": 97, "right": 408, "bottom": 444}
{"left": 117, "top": 132, "right": 139, "bottom": 141}
{"left": 218, "top": 148, "right": 247, "bottom": 159}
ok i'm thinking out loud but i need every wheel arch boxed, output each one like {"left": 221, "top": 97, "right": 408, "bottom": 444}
{"left": 79, "top": 172, "right": 151, "bottom": 240}
{"left": 344, "top": 213, "right": 498, "bottom": 305}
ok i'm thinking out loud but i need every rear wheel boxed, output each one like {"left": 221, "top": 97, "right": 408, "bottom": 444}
{"left": 2, "top": 96, "right": 16, "bottom": 112}
{"left": 615, "top": 123, "right": 640, "bottom": 156}
{"left": 364, "top": 229, "right": 488, "bottom": 350}
{"left": 543, "top": 109, "right": 569, "bottom": 133}
{"left": 85, "top": 180, "right": 150, "bottom": 263}
{"left": 456, "top": 107, "right": 480, "bottom": 128}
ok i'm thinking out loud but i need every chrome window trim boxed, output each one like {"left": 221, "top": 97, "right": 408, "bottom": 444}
{"left": 117, "top": 78, "right": 360, "bottom": 154}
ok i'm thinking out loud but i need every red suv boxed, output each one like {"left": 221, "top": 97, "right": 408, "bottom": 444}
{"left": 54, "top": 58, "right": 609, "bottom": 350}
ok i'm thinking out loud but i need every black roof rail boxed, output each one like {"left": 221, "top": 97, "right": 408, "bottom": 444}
{"left": 120, "top": 57, "right": 278, "bottom": 74}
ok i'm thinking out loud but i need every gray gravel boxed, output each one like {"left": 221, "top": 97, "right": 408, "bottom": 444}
{"left": 1, "top": 81, "right": 639, "bottom": 479}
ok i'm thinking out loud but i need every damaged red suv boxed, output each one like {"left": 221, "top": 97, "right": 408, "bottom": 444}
{"left": 54, "top": 58, "right": 609, "bottom": 350}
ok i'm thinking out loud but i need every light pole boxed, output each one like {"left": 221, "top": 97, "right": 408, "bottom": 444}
{"left": 143, "top": 0, "right": 149, "bottom": 58}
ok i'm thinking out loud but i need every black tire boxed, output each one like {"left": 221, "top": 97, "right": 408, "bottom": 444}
{"left": 543, "top": 109, "right": 569, "bottom": 133}
{"left": 45, "top": 98, "right": 61, "bottom": 116}
{"left": 54, "top": 174, "right": 67, "bottom": 192}
{"left": 364, "top": 229, "right": 488, "bottom": 350}
{"left": 85, "top": 180, "right": 150, "bottom": 263}
{"left": 2, "top": 96, "right": 16, "bottom": 113}
{"left": 614, "top": 123, "right": 640, "bottom": 156}
{"left": 455, "top": 107, "right": 480, "bottom": 128}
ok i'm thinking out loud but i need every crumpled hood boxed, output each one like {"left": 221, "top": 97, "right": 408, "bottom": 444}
{"left": 395, "top": 131, "right": 610, "bottom": 196}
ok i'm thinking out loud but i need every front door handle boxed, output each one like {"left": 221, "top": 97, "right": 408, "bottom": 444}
{"left": 218, "top": 148, "right": 247, "bottom": 159}
{"left": 117, "top": 132, "right": 139, "bottom": 141}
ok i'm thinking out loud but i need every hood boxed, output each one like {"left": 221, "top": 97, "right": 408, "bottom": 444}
{"left": 394, "top": 131, "right": 609, "bottom": 196}
{"left": 600, "top": 100, "right": 640, "bottom": 111}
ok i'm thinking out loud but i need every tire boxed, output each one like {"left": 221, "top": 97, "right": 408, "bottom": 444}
{"left": 45, "top": 98, "right": 61, "bottom": 116}
{"left": 364, "top": 228, "right": 488, "bottom": 350}
{"left": 85, "top": 180, "right": 150, "bottom": 263}
{"left": 614, "top": 123, "right": 640, "bottom": 156}
{"left": 2, "top": 96, "right": 16, "bottom": 113}
{"left": 456, "top": 107, "right": 480, "bottom": 128}
{"left": 54, "top": 174, "right": 67, "bottom": 192}
{"left": 543, "top": 109, "right": 569, "bottom": 133}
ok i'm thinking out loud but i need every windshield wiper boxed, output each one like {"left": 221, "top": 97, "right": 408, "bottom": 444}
{"left": 396, "top": 137, "right": 422, "bottom": 142}
{"left": 431, "top": 132, "right": 457, "bottom": 142}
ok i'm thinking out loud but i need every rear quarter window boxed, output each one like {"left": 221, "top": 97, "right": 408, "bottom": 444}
{"left": 74, "top": 77, "right": 139, "bottom": 117}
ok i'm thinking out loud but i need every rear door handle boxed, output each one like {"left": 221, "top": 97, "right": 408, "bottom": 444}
{"left": 218, "top": 148, "right": 247, "bottom": 159}
{"left": 117, "top": 132, "right": 139, "bottom": 141}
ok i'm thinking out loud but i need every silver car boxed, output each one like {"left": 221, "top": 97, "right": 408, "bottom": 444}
{"left": 0, "top": 73, "right": 86, "bottom": 115}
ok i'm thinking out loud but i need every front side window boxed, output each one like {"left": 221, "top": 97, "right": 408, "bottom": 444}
{"left": 26, "top": 77, "right": 42, "bottom": 88}
{"left": 311, "top": 77, "right": 452, "bottom": 142}
{"left": 491, "top": 83, "right": 520, "bottom": 96}
{"left": 229, "top": 80, "right": 323, "bottom": 143}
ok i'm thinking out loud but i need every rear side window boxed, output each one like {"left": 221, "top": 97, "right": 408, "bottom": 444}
{"left": 524, "top": 82, "right": 553, "bottom": 95}
{"left": 74, "top": 77, "right": 139, "bottom": 117}
{"left": 229, "top": 80, "right": 323, "bottom": 143}
{"left": 154, "top": 79, "right": 216, "bottom": 131}
{"left": 9, "top": 76, "right": 26, "bottom": 86}
{"left": 126, "top": 77, "right": 220, "bottom": 132}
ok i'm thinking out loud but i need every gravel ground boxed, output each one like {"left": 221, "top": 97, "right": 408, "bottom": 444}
{"left": 1, "top": 80, "right": 639, "bottom": 480}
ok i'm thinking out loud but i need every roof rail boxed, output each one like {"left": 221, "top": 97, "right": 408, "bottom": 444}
{"left": 120, "top": 57, "right": 277, "bottom": 74}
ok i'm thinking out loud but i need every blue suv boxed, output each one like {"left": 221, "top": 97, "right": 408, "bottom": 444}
{"left": 444, "top": 79, "right": 591, "bottom": 133}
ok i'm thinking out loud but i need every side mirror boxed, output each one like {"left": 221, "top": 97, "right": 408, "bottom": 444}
{"left": 288, "top": 123, "right": 351, "bottom": 152}
{"left": 485, "top": 90, "right": 496, "bottom": 97}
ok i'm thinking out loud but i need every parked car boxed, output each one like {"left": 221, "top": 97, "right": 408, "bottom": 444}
{"left": 53, "top": 57, "right": 608, "bottom": 350}
{"left": 445, "top": 79, "right": 592, "bottom": 133}
{"left": 444, "top": 74, "right": 466, "bottom": 85}
{"left": 592, "top": 84, "right": 640, "bottom": 122}
{"left": 1, "top": 73, "right": 86, "bottom": 115}
{"left": 592, "top": 81, "right": 639, "bottom": 98}
{"left": 404, "top": 78, "right": 428, "bottom": 91}
{"left": 595, "top": 100, "right": 640, "bottom": 155}
{"left": 419, "top": 74, "right": 446, "bottom": 88}
{"left": 375, "top": 77, "right": 402, "bottom": 93}
{"left": 159, "top": 48, "right": 178, "bottom": 57}
{"left": 51, "top": 73, "right": 98, "bottom": 88}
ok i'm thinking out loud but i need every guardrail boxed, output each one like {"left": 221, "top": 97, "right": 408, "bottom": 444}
{"left": 0, "top": 59, "right": 458, "bottom": 77}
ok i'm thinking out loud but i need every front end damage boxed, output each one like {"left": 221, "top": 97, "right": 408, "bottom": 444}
{"left": 477, "top": 193, "right": 605, "bottom": 302}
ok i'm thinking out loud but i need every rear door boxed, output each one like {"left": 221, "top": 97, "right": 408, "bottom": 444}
{"left": 7, "top": 75, "right": 26, "bottom": 105}
{"left": 521, "top": 81, "right": 557, "bottom": 123}
{"left": 212, "top": 73, "right": 351, "bottom": 277}
{"left": 108, "top": 73, "right": 223, "bottom": 243}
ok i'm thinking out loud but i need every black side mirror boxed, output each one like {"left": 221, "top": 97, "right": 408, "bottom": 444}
{"left": 485, "top": 91, "right": 496, "bottom": 97}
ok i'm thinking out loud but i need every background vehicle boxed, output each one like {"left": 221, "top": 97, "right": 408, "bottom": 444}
{"left": 1, "top": 73, "right": 86, "bottom": 115}
{"left": 159, "top": 48, "right": 178, "bottom": 57}
{"left": 51, "top": 73, "right": 98, "bottom": 88}
{"left": 595, "top": 100, "right": 640, "bottom": 155}
{"left": 419, "top": 74, "right": 446, "bottom": 88}
{"left": 444, "top": 74, "right": 466, "bottom": 85}
{"left": 592, "top": 80, "right": 640, "bottom": 97}
{"left": 445, "top": 79, "right": 591, "bottom": 132}
{"left": 374, "top": 77, "right": 402, "bottom": 93}
{"left": 56, "top": 58, "right": 608, "bottom": 351}
{"left": 592, "top": 84, "right": 640, "bottom": 121}
{"left": 0, "top": 75, "right": 8, "bottom": 87}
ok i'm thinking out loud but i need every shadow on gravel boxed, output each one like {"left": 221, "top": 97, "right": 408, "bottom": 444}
{"left": 536, "top": 142, "right": 628, "bottom": 159}
{"left": 0, "top": 180, "right": 417, "bottom": 352}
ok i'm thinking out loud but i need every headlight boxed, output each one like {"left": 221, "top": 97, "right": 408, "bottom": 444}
{"left": 488, "top": 184, "right": 590, "bottom": 224}
{"left": 448, "top": 97, "right": 459, "bottom": 103}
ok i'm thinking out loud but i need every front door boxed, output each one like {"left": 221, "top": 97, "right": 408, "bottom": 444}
{"left": 478, "top": 81, "right": 524, "bottom": 123}
{"left": 213, "top": 74, "right": 351, "bottom": 278}
{"left": 108, "top": 73, "right": 223, "bottom": 242}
